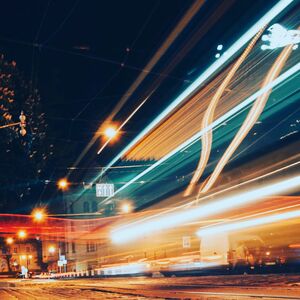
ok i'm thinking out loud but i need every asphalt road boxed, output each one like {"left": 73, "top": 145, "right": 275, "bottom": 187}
{"left": 1, "top": 274, "right": 300, "bottom": 299}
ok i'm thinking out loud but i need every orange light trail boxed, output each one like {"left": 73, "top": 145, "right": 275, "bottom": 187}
{"left": 184, "top": 28, "right": 265, "bottom": 196}
{"left": 201, "top": 41, "right": 295, "bottom": 193}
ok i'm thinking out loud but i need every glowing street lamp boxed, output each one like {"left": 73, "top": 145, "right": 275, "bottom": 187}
{"left": 18, "top": 230, "right": 26, "bottom": 239}
{"left": 120, "top": 202, "right": 133, "bottom": 214}
{"left": 19, "top": 111, "right": 26, "bottom": 136}
{"left": 57, "top": 178, "right": 69, "bottom": 190}
{"left": 48, "top": 246, "right": 56, "bottom": 254}
{"left": 32, "top": 209, "right": 46, "bottom": 222}
{"left": 104, "top": 126, "right": 118, "bottom": 139}
{"left": 6, "top": 237, "right": 14, "bottom": 245}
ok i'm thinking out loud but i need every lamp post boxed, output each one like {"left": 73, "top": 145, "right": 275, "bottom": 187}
{"left": 57, "top": 178, "right": 69, "bottom": 190}
{"left": 18, "top": 230, "right": 27, "bottom": 239}
{"left": 6, "top": 237, "right": 14, "bottom": 245}
{"left": 32, "top": 209, "right": 46, "bottom": 222}
{"left": 0, "top": 111, "right": 26, "bottom": 136}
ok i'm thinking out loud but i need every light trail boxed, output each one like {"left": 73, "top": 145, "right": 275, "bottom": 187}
{"left": 103, "top": 62, "right": 300, "bottom": 203}
{"left": 201, "top": 41, "right": 295, "bottom": 193}
{"left": 184, "top": 28, "right": 265, "bottom": 196}
{"left": 111, "top": 175, "right": 300, "bottom": 244}
{"left": 197, "top": 208, "right": 300, "bottom": 237}
{"left": 97, "top": 93, "right": 152, "bottom": 155}
{"left": 95, "top": 0, "right": 294, "bottom": 181}
{"left": 68, "top": 0, "right": 206, "bottom": 176}
{"left": 106, "top": 0, "right": 206, "bottom": 122}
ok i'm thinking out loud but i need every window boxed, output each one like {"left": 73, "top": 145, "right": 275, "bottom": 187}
{"left": 92, "top": 201, "right": 98, "bottom": 212}
{"left": 72, "top": 242, "right": 76, "bottom": 253}
{"left": 26, "top": 247, "right": 30, "bottom": 253}
{"left": 13, "top": 248, "right": 18, "bottom": 254}
{"left": 83, "top": 201, "right": 90, "bottom": 213}
{"left": 86, "top": 242, "right": 96, "bottom": 253}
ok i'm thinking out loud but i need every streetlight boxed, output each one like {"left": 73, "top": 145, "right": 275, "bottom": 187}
{"left": 57, "top": 178, "right": 69, "bottom": 190}
{"left": 6, "top": 237, "right": 14, "bottom": 245}
{"left": 48, "top": 245, "right": 56, "bottom": 254}
{"left": 0, "top": 111, "right": 26, "bottom": 136}
{"left": 120, "top": 202, "right": 133, "bottom": 214}
{"left": 104, "top": 126, "right": 118, "bottom": 139}
{"left": 32, "top": 209, "right": 46, "bottom": 222}
{"left": 19, "top": 111, "right": 26, "bottom": 136}
{"left": 18, "top": 230, "right": 26, "bottom": 239}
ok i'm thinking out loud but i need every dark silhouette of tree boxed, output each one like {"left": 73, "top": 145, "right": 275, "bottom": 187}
{"left": 0, "top": 54, "right": 53, "bottom": 212}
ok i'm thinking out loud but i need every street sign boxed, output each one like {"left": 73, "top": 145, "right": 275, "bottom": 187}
{"left": 59, "top": 255, "right": 65, "bottom": 261}
{"left": 57, "top": 259, "right": 67, "bottom": 266}
{"left": 57, "top": 261, "right": 63, "bottom": 267}
{"left": 182, "top": 236, "right": 191, "bottom": 248}
{"left": 96, "top": 183, "right": 114, "bottom": 197}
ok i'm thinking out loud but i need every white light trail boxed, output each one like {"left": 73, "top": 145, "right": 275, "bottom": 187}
{"left": 261, "top": 23, "right": 300, "bottom": 50}
{"left": 110, "top": 175, "right": 300, "bottom": 244}
{"left": 97, "top": 95, "right": 151, "bottom": 155}
{"left": 103, "top": 62, "right": 300, "bottom": 202}
{"left": 95, "top": 0, "right": 294, "bottom": 180}
{"left": 197, "top": 209, "right": 300, "bottom": 237}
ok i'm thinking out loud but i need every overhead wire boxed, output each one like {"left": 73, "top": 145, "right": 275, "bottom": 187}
{"left": 67, "top": 0, "right": 202, "bottom": 176}
{"left": 42, "top": 0, "right": 81, "bottom": 45}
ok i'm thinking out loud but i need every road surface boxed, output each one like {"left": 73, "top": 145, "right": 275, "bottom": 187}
{"left": 1, "top": 274, "right": 300, "bottom": 299}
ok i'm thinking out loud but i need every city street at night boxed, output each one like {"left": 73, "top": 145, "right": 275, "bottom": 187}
{"left": 0, "top": 0, "right": 300, "bottom": 299}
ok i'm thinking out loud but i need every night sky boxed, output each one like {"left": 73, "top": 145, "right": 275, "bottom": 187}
{"left": 0, "top": 0, "right": 287, "bottom": 213}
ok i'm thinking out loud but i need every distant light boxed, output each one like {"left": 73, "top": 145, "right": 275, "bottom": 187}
{"left": 217, "top": 44, "right": 223, "bottom": 51}
{"left": 48, "top": 246, "right": 56, "bottom": 254}
{"left": 32, "top": 209, "right": 46, "bottom": 222}
{"left": 28, "top": 255, "right": 33, "bottom": 259}
{"left": 121, "top": 203, "right": 133, "bottom": 214}
{"left": 111, "top": 175, "right": 300, "bottom": 244}
{"left": 197, "top": 209, "right": 300, "bottom": 237}
{"left": 18, "top": 230, "right": 26, "bottom": 239}
{"left": 57, "top": 178, "right": 69, "bottom": 190}
{"left": 6, "top": 237, "right": 14, "bottom": 245}
{"left": 21, "top": 255, "right": 27, "bottom": 260}
{"left": 289, "top": 244, "right": 300, "bottom": 248}
{"left": 104, "top": 127, "right": 118, "bottom": 139}
{"left": 215, "top": 53, "right": 221, "bottom": 59}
